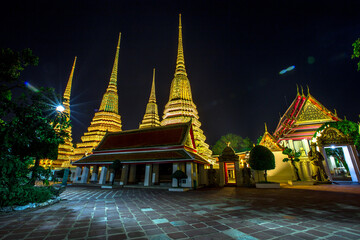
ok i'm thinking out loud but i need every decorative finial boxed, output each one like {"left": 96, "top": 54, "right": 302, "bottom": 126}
{"left": 226, "top": 142, "right": 231, "bottom": 147}
{"left": 63, "top": 56, "right": 77, "bottom": 114}
{"left": 306, "top": 85, "right": 310, "bottom": 96}
{"left": 300, "top": 85, "right": 304, "bottom": 96}
{"left": 149, "top": 68, "right": 156, "bottom": 103}
{"left": 344, "top": 115, "right": 347, "bottom": 121}
{"left": 264, "top": 122, "right": 268, "bottom": 132}
{"left": 296, "top": 84, "right": 299, "bottom": 95}
{"left": 334, "top": 109, "right": 337, "bottom": 117}
{"left": 179, "top": 13, "right": 182, "bottom": 28}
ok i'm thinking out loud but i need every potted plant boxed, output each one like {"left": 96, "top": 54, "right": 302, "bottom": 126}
{"left": 282, "top": 147, "right": 301, "bottom": 182}
{"left": 171, "top": 170, "right": 188, "bottom": 188}
{"left": 249, "top": 145, "right": 279, "bottom": 188}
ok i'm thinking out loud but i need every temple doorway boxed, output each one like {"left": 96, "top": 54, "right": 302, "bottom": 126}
{"left": 316, "top": 127, "right": 360, "bottom": 183}
{"left": 225, "top": 162, "right": 236, "bottom": 184}
{"left": 324, "top": 146, "right": 353, "bottom": 181}
{"left": 159, "top": 163, "right": 172, "bottom": 185}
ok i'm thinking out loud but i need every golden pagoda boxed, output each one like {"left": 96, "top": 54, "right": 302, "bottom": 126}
{"left": 73, "top": 33, "right": 122, "bottom": 160}
{"left": 40, "top": 57, "right": 77, "bottom": 169}
{"left": 161, "top": 14, "right": 212, "bottom": 159}
{"left": 139, "top": 68, "right": 161, "bottom": 129}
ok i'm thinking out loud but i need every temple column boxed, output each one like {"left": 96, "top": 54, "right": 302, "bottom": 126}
{"left": 99, "top": 166, "right": 108, "bottom": 185}
{"left": 144, "top": 164, "right": 153, "bottom": 186}
{"left": 120, "top": 165, "right": 129, "bottom": 185}
{"left": 80, "top": 166, "right": 90, "bottom": 183}
{"left": 152, "top": 164, "right": 159, "bottom": 185}
{"left": 172, "top": 163, "right": 179, "bottom": 187}
{"left": 109, "top": 172, "right": 115, "bottom": 184}
{"left": 199, "top": 164, "right": 208, "bottom": 186}
{"left": 90, "top": 166, "right": 99, "bottom": 182}
{"left": 128, "top": 165, "right": 136, "bottom": 184}
{"left": 74, "top": 166, "right": 82, "bottom": 183}
{"left": 184, "top": 162, "right": 195, "bottom": 188}
{"left": 219, "top": 162, "right": 225, "bottom": 187}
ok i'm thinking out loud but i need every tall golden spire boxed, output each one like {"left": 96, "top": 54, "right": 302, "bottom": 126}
{"left": 74, "top": 34, "right": 122, "bottom": 160}
{"left": 175, "top": 14, "right": 187, "bottom": 77}
{"left": 139, "top": 68, "right": 161, "bottom": 129}
{"left": 162, "top": 15, "right": 212, "bottom": 160}
{"left": 45, "top": 57, "right": 76, "bottom": 169}
{"left": 99, "top": 33, "right": 121, "bottom": 113}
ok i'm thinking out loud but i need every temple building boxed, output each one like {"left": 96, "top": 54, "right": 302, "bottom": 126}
{"left": 161, "top": 14, "right": 213, "bottom": 161}
{"left": 273, "top": 87, "right": 340, "bottom": 155}
{"left": 72, "top": 122, "right": 209, "bottom": 188}
{"left": 40, "top": 57, "right": 77, "bottom": 169}
{"left": 73, "top": 33, "right": 123, "bottom": 160}
{"left": 71, "top": 15, "right": 214, "bottom": 188}
{"left": 139, "top": 68, "right": 161, "bottom": 129}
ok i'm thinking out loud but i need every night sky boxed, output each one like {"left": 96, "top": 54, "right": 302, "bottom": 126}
{"left": 1, "top": 0, "right": 359, "bottom": 147}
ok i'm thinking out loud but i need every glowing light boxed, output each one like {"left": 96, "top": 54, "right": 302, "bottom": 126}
{"left": 279, "top": 65, "right": 295, "bottom": 75}
{"left": 331, "top": 145, "right": 335, "bottom": 149}
{"left": 56, "top": 105, "right": 65, "bottom": 112}
{"left": 25, "top": 81, "right": 39, "bottom": 92}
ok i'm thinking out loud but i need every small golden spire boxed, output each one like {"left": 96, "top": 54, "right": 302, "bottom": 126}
{"left": 264, "top": 122, "right": 268, "bottom": 133}
{"left": 226, "top": 142, "right": 231, "bottom": 147}
{"left": 334, "top": 109, "right": 338, "bottom": 117}
{"left": 301, "top": 85, "right": 304, "bottom": 96}
{"left": 344, "top": 115, "right": 347, "bottom": 121}
{"left": 109, "top": 32, "right": 121, "bottom": 90}
{"left": 149, "top": 68, "right": 156, "bottom": 103}
{"left": 63, "top": 56, "right": 77, "bottom": 116}
{"left": 175, "top": 14, "right": 187, "bottom": 77}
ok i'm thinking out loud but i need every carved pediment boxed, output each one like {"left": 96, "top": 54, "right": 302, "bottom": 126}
{"left": 317, "top": 127, "right": 353, "bottom": 146}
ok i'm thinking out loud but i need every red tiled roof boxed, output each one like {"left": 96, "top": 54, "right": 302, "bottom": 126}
{"left": 96, "top": 123, "right": 190, "bottom": 151}
{"left": 73, "top": 149, "right": 208, "bottom": 165}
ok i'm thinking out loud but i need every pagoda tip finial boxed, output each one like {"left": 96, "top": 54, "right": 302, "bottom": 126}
{"left": 296, "top": 84, "right": 299, "bottom": 95}
{"left": 117, "top": 32, "right": 121, "bottom": 48}
{"left": 264, "top": 122, "right": 268, "bottom": 132}
{"left": 179, "top": 14, "right": 182, "bottom": 27}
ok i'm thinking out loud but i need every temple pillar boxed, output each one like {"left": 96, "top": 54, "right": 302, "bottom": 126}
{"left": 80, "top": 166, "right": 90, "bottom": 183}
{"left": 109, "top": 172, "right": 115, "bottom": 184}
{"left": 120, "top": 165, "right": 129, "bottom": 185}
{"left": 199, "top": 164, "right": 208, "bottom": 186}
{"left": 74, "top": 166, "right": 82, "bottom": 183}
{"left": 219, "top": 162, "right": 225, "bottom": 187}
{"left": 90, "top": 166, "right": 99, "bottom": 182}
{"left": 128, "top": 165, "right": 136, "bottom": 184}
{"left": 144, "top": 164, "right": 153, "bottom": 186}
{"left": 172, "top": 163, "right": 179, "bottom": 187}
{"left": 99, "top": 166, "right": 108, "bottom": 185}
{"left": 152, "top": 164, "right": 159, "bottom": 185}
{"left": 184, "top": 162, "right": 195, "bottom": 188}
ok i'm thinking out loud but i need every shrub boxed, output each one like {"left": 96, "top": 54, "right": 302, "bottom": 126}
{"left": 171, "top": 170, "right": 188, "bottom": 187}
{"left": 0, "top": 185, "right": 53, "bottom": 207}
{"left": 249, "top": 145, "right": 275, "bottom": 182}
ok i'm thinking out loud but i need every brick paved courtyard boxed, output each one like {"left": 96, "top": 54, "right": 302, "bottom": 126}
{"left": 1, "top": 184, "right": 360, "bottom": 240}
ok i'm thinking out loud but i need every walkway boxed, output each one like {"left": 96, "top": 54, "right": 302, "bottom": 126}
{"left": 1, "top": 184, "right": 360, "bottom": 239}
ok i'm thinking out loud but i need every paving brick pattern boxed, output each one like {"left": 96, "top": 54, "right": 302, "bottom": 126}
{"left": 1, "top": 184, "right": 360, "bottom": 239}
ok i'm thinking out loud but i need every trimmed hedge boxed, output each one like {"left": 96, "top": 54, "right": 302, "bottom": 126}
{"left": 0, "top": 185, "right": 53, "bottom": 207}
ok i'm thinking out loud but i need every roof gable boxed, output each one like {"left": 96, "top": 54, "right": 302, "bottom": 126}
{"left": 296, "top": 96, "right": 338, "bottom": 124}
{"left": 259, "top": 131, "right": 283, "bottom": 151}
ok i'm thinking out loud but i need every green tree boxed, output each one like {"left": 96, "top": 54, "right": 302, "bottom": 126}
{"left": 325, "top": 148, "right": 349, "bottom": 173}
{"left": 171, "top": 170, "right": 188, "bottom": 187}
{"left": 0, "top": 48, "right": 69, "bottom": 206}
{"left": 248, "top": 145, "right": 275, "bottom": 182}
{"left": 282, "top": 147, "right": 301, "bottom": 181}
{"left": 212, "top": 133, "right": 253, "bottom": 155}
{"left": 352, "top": 38, "right": 360, "bottom": 71}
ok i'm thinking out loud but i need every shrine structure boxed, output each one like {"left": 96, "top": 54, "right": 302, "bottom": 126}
{"left": 73, "top": 33, "right": 123, "bottom": 160}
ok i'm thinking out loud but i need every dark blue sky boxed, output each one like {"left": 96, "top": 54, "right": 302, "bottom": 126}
{"left": 1, "top": 0, "right": 360, "bottom": 146}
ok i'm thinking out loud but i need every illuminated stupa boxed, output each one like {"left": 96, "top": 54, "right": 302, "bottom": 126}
{"left": 41, "top": 57, "right": 77, "bottom": 168}
{"left": 73, "top": 33, "right": 122, "bottom": 160}
{"left": 161, "top": 14, "right": 212, "bottom": 159}
{"left": 139, "top": 68, "right": 161, "bottom": 129}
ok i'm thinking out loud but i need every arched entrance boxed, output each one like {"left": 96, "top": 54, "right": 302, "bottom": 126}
{"left": 316, "top": 127, "right": 360, "bottom": 183}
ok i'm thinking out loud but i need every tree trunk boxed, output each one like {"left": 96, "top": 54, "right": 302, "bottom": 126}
{"left": 264, "top": 170, "right": 267, "bottom": 182}
{"left": 30, "top": 157, "right": 40, "bottom": 185}
{"left": 291, "top": 161, "right": 301, "bottom": 181}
